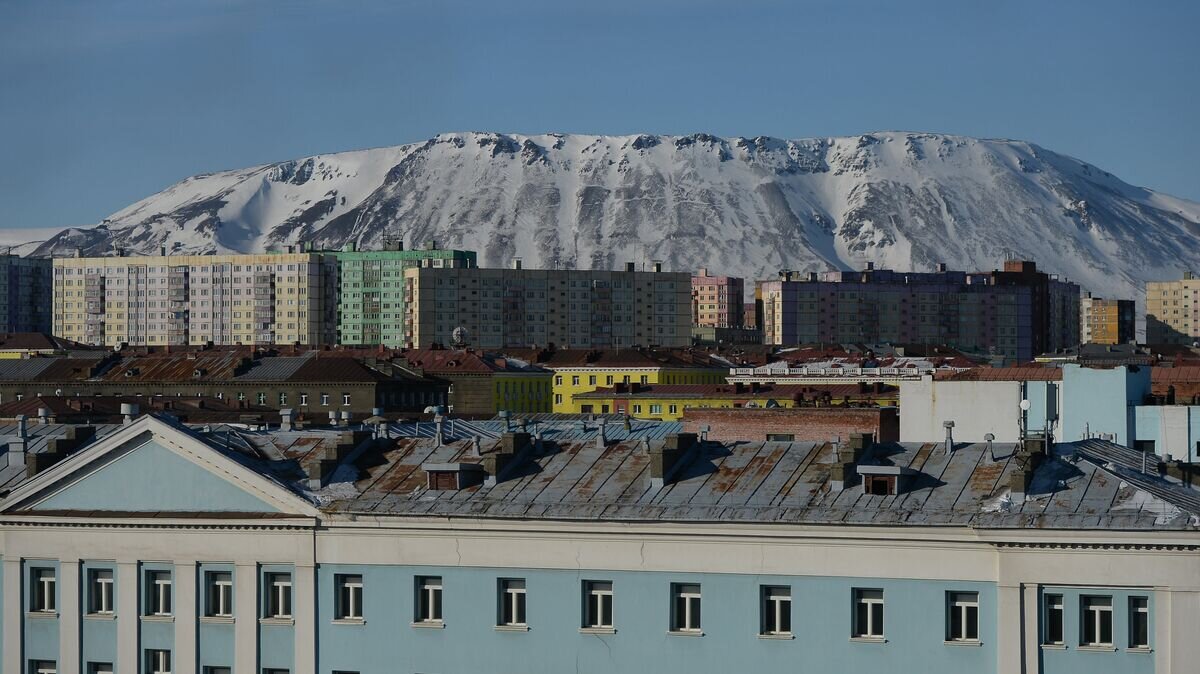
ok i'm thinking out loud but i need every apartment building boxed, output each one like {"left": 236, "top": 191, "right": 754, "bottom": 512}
{"left": 0, "top": 254, "right": 52, "bottom": 334}
{"left": 759, "top": 260, "right": 1080, "bottom": 362}
{"left": 332, "top": 240, "right": 476, "bottom": 347}
{"left": 691, "top": 268, "right": 744, "bottom": 327}
{"left": 1080, "top": 292, "right": 1136, "bottom": 345}
{"left": 2, "top": 414, "right": 1198, "bottom": 674}
{"left": 1146, "top": 273, "right": 1200, "bottom": 344}
{"left": 52, "top": 251, "right": 336, "bottom": 347}
{"left": 402, "top": 262, "right": 692, "bottom": 350}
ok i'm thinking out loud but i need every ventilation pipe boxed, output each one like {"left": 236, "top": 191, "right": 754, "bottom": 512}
{"left": 943, "top": 420, "right": 955, "bottom": 453}
{"left": 279, "top": 408, "right": 294, "bottom": 432}
{"left": 595, "top": 418, "right": 608, "bottom": 449}
{"left": 120, "top": 403, "right": 139, "bottom": 426}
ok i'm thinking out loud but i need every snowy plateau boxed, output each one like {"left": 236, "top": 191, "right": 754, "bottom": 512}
{"left": 26, "top": 131, "right": 1200, "bottom": 304}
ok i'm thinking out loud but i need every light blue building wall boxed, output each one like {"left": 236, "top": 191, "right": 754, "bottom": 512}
{"left": 1059, "top": 365, "right": 1151, "bottom": 445}
{"left": 1038, "top": 586, "right": 1154, "bottom": 674}
{"left": 140, "top": 562, "right": 175, "bottom": 672}
{"left": 198, "top": 563, "right": 236, "bottom": 673}
{"left": 259, "top": 564, "right": 295, "bottom": 673}
{"left": 23, "top": 560, "right": 60, "bottom": 667}
{"left": 1023, "top": 380, "right": 1059, "bottom": 433}
{"left": 1132, "top": 406, "right": 1200, "bottom": 462}
{"left": 314, "top": 564, "right": 997, "bottom": 674}
{"left": 81, "top": 561, "right": 118, "bottom": 671}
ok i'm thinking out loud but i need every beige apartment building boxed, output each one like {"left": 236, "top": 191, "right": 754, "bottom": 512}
{"left": 403, "top": 262, "right": 692, "bottom": 349}
{"left": 53, "top": 251, "right": 336, "bottom": 347}
{"left": 1147, "top": 273, "right": 1200, "bottom": 344}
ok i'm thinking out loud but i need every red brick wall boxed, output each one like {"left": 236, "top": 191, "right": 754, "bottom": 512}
{"left": 681, "top": 407, "right": 899, "bottom": 443}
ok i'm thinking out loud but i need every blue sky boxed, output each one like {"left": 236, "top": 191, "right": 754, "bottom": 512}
{"left": 1, "top": 0, "right": 1197, "bottom": 230}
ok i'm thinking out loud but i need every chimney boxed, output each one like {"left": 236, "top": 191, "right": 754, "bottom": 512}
{"left": 653, "top": 260, "right": 663, "bottom": 273}
{"left": 596, "top": 418, "right": 608, "bottom": 448}
{"left": 936, "top": 262, "right": 947, "bottom": 272}
{"left": 943, "top": 420, "right": 955, "bottom": 453}
{"left": 280, "top": 408, "right": 294, "bottom": 432}
{"left": 120, "top": 403, "right": 139, "bottom": 425}
{"left": 37, "top": 407, "right": 50, "bottom": 425}
{"left": 434, "top": 414, "right": 446, "bottom": 447}
{"left": 482, "top": 432, "right": 531, "bottom": 486}
{"left": 829, "top": 433, "right": 874, "bottom": 491}
{"left": 512, "top": 258, "right": 523, "bottom": 270}
{"left": 648, "top": 433, "right": 699, "bottom": 489}
{"left": 625, "top": 262, "right": 636, "bottom": 273}
{"left": 339, "top": 411, "right": 351, "bottom": 428}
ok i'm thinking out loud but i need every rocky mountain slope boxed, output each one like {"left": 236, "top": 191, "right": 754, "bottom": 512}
{"left": 28, "top": 131, "right": 1200, "bottom": 304}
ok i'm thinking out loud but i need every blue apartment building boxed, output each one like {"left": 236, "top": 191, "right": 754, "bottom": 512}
{"left": 0, "top": 414, "right": 1196, "bottom": 673}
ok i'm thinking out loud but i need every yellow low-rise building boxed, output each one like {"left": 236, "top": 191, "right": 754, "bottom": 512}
{"left": 571, "top": 382, "right": 899, "bottom": 421}
{"left": 503, "top": 348, "right": 729, "bottom": 414}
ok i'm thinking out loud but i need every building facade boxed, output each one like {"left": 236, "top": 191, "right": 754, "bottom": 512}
{"left": 53, "top": 252, "right": 336, "bottom": 347}
{"left": 331, "top": 241, "right": 475, "bottom": 347}
{"left": 691, "top": 268, "right": 744, "bottom": 328}
{"left": 402, "top": 263, "right": 692, "bottom": 350}
{"left": 0, "top": 256, "right": 52, "bottom": 336}
{"left": 1080, "top": 293, "right": 1136, "bottom": 345}
{"left": 1147, "top": 273, "right": 1200, "bottom": 344}
{"left": 759, "top": 261, "right": 1081, "bottom": 362}
{"left": 0, "top": 416, "right": 1198, "bottom": 674}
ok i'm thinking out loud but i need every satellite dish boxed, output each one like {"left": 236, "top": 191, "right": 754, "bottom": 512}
{"left": 1019, "top": 399, "right": 1031, "bottom": 411}
{"left": 451, "top": 326, "right": 468, "bottom": 347}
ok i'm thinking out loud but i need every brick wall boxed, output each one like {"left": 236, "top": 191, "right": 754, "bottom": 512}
{"left": 681, "top": 407, "right": 899, "bottom": 443}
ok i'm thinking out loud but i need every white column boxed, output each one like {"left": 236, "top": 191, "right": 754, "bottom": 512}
{"left": 234, "top": 564, "right": 257, "bottom": 674}
{"left": 996, "top": 582, "right": 1024, "bottom": 674}
{"left": 3, "top": 558, "right": 22, "bottom": 674}
{"left": 58, "top": 559, "right": 80, "bottom": 674}
{"left": 293, "top": 564, "right": 316, "bottom": 674}
{"left": 173, "top": 562, "right": 197, "bottom": 674}
{"left": 116, "top": 562, "right": 139, "bottom": 674}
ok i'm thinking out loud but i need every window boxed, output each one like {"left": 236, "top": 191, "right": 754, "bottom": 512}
{"left": 263, "top": 670, "right": 290, "bottom": 674}
{"left": 88, "top": 569, "right": 114, "bottom": 615}
{"left": 588, "top": 376, "right": 596, "bottom": 386}
{"left": 146, "top": 649, "right": 170, "bottom": 674}
{"left": 761, "top": 586, "right": 792, "bottom": 636}
{"left": 299, "top": 393, "right": 308, "bottom": 406}
{"left": 583, "top": 581, "right": 613, "bottom": 629}
{"left": 499, "top": 579, "right": 527, "bottom": 626}
{"left": 416, "top": 576, "right": 442, "bottom": 623}
{"left": 320, "top": 394, "right": 330, "bottom": 406}
{"left": 571, "top": 376, "right": 580, "bottom": 386}
{"left": 554, "top": 394, "right": 563, "bottom": 405}
{"left": 206, "top": 571, "right": 233, "bottom": 618}
{"left": 649, "top": 404, "right": 662, "bottom": 415}
{"left": 947, "top": 592, "right": 979, "bottom": 642}
{"left": 1081, "top": 596, "right": 1113, "bottom": 647}
{"left": 668, "top": 404, "right": 677, "bottom": 415}
{"left": 87, "top": 664, "right": 112, "bottom": 674}
{"left": 671, "top": 583, "right": 701, "bottom": 632}
{"left": 202, "top": 668, "right": 231, "bottom": 674}
{"left": 265, "top": 573, "right": 292, "bottom": 619}
{"left": 766, "top": 433, "right": 795, "bottom": 442}
{"left": 1044, "top": 593, "right": 1064, "bottom": 644}
{"left": 336, "top": 575, "right": 364, "bottom": 621}
{"left": 31, "top": 567, "right": 56, "bottom": 612}
{"left": 146, "top": 571, "right": 172, "bottom": 616}
{"left": 853, "top": 589, "right": 884, "bottom": 639}
{"left": 30, "top": 661, "right": 55, "bottom": 674}
{"left": 1129, "top": 596, "right": 1149, "bottom": 649}
{"left": 342, "top": 394, "right": 351, "bottom": 406}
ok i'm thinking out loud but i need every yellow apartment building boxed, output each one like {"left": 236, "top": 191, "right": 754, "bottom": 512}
{"left": 1147, "top": 274, "right": 1200, "bottom": 345}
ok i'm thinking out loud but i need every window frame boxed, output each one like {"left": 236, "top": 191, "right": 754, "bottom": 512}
{"left": 265, "top": 572, "right": 293, "bottom": 620}
{"left": 415, "top": 576, "right": 443, "bottom": 624}
{"left": 852, "top": 588, "right": 884, "bottom": 640}
{"left": 31, "top": 567, "right": 56, "bottom": 613}
{"left": 946, "top": 591, "right": 980, "bottom": 643}
{"left": 1129, "top": 596, "right": 1150, "bottom": 650}
{"left": 760, "top": 585, "right": 792, "bottom": 636}
{"left": 1043, "top": 593, "right": 1064, "bottom": 645}
{"left": 205, "top": 571, "right": 233, "bottom": 619}
{"left": 498, "top": 578, "right": 527, "bottom": 627}
{"left": 1080, "top": 595, "right": 1114, "bottom": 647}
{"left": 146, "top": 570, "right": 173, "bottom": 617}
{"left": 670, "top": 583, "right": 702, "bottom": 633}
{"left": 583, "top": 580, "right": 613, "bottom": 630}
{"left": 145, "top": 649, "right": 171, "bottom": 674}
{"left": 335, "top": 574, "right": 364, "bottom": 621}
{"left": 88, "top": 568, "right": 114, "bottom": 615}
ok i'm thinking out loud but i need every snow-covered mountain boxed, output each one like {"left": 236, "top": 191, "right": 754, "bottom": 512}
{"left": 29, "top": 131, "right": 1200, "bottom": 304}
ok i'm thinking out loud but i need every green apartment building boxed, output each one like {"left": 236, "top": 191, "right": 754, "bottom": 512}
{"left": 333, "top": 241, "right": 476, "bottom": 346}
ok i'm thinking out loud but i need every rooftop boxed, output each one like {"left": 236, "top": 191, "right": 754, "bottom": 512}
{"left": 575, "top": 383, "right": 896, "bottom": 401}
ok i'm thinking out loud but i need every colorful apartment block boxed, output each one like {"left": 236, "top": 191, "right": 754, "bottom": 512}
{"left": 402, "top": 262, "right": 693, "bottom": 350}
{"left": 758, "top": 260, "right": 1080, "bottom": 362}
{"left": 52, "top": 251, "right": 336, "bottom": 347}
{"left": 691, "top": 268, "right": 744, "bottom": 327}
{"left": 1080, "top": 292, "right": 1136, "bottom": 345}
{"left": 332, "top": 241, "right": 476, "bottom": 347}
